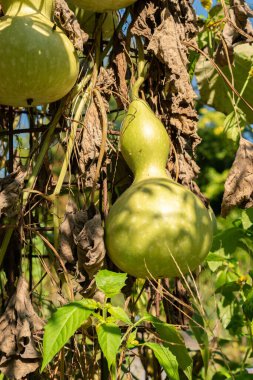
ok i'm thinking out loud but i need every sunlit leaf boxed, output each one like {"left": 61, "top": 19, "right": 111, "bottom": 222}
{"left": 96, "top": 322, "right": 122, "bottom": 370}
{"left": 42, "top": 299, "right": 97, "bottom": 371}
{"left": 145, "top": 343, "right": 179, "bottom": 380}
{"left": 95, "top": 270, "right": 127, "bottom": 298}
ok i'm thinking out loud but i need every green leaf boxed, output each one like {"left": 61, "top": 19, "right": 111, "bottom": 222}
{"left": 95, "top": 270, "right": 127, "bottom": 298}
{"left": 226, "top": 313, "right": 244, "bottom": 335}
{"left": 243, "top": 289, "right": 253, "bottom": 321}
{"left": 41, "top": 299, "right": 97, "bottom": 371}
{"left": 96, "top": 322, "right": 122, "bottom": 370}
{"left": 108, "top": 306, "right": 132, "bottom": 325}
{"left": 196, "top": 43, "right": 253, "bottom": 123}
{"left": 153, "top": 322, "right": 192, "bottom": 380}
{"left": 126, "top": 329, "right": 138, "bottom": 348}
{"left": 223, "top": 110, "right": 246, "bottom": 143}
{"left": 206, "top": 249, "right": 226, "bottom": 272}
{"left": 206, "top": 249, "right": 226, "bottom": 262}
{"left": 145, "top": 343, "right": 179, "bottom": 380}
{"left": 241, "top": 209, "right": 253, "bottom": 230}
{"left": 189, "top": 310, "right": 209, "bottom": 376}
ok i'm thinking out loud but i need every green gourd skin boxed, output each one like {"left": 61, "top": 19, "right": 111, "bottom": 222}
{"left": 0, "top": 0, "right": 79, "bottom": 107}
{"left": 70, "top": 0, "right": 137, "bottom": 13}
{"left": 105, "top": 99, "right": 214, "bottom": 279}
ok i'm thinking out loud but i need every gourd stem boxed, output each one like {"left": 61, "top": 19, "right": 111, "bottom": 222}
{"left": 0, "top": 225, "right": 13, "bottom": 267}
{"left": 101, "top": 8, "right": 130, "bottom": 62}
{"left": 0, "top": 100, "right": 65, "bottom": 267}
{"left": 132, "top": 36, "right": 145, "bottom": 100}
{"left": 52, "top": 88, "right": 91, "bottom": 248}
{"left": 52, "top": 15, "right": 103, "bottom": 248}
{"left": 90, "top": 89, "right": 108, "bottom": 204}
{"left": 53, "top": 13, "right": 103, "bottom": 197}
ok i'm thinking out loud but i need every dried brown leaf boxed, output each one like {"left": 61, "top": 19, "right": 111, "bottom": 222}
{"left": 0, "top": 277, "right": 44, "bottom": 379}
{"left": 96, "top": 67, "right": 115, "bottom": 98}
{"left": 137, "top": 1, "right": 205, "bottom": 201}
{"left": 216, "top": 0, "right": 253, "bottom": 65}
{"left": 59, "top": 202, "right": 106, "bottom": 299}
{"left": 0, "top": 170, "right": 26, "bottom": 218}
{"left": 112, "top": 39, "right": 130, "bottom": 109}
{"left": 79, "top": 101, "right": 102, "bottom": 188}
{"left": 74, "top": 214, "right": 106, "bottom": 280}
{"left": 221, "top": 137, "right": 253, "bottom": 216}
{"left": 131, "top": 1, "right": 158, "bottom": 39}
{"left": 54, "top": 0, "right": 88, "bottom": 51}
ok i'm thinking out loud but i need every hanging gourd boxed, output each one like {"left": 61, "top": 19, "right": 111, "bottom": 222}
{"left": 0, "top": 0, "right": 79, "bottom": 107}
{"left": 70, "top": 0, "right": 137, "bottom": 13}
{"left": 105, "top": 98, "right": 214, "bottom": 279}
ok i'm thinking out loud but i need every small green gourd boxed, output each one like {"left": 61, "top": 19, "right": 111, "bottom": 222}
{"left": 69, "top": 0, "right": 137, "bottom": 12}
{"left": 105, "top": 99, "right": 214, "bottom": 279}
{"left": 0, "top": 0, "right": 79, "bottom": 107}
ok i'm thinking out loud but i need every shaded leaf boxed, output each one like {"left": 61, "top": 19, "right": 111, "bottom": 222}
{"left": 42, "top": 299, "right": 97, "bottom": 371}
{"left": 243, "top": 289, "right": 253, "bottom": 321}
{"left": 95, "top": 270, "right": 127, "bottom": 298}
{"left": 96, "top": 323, "right": 121, "bottom": 370}
{"left": 226, "top": 313, "right": 244, "bottom": 335}
{"left": 222, "top": 138, "right": 253, "bottom": 216}
{"left": 196, "top": 44, "right": 253, "bottom": 122}
{"left": 145, "top": 342, "right": 179, "bottom": 380}
{"left": 153, "top": 321, "right": 192, "bottom": 380}
{"left": 189, "top": 310, "right": 209, "bottom": 375}
{"left": 223, "top": 110, "right": 246, "bottom": 143}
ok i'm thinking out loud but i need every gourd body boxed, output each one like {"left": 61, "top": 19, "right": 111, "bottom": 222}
{"left": 105, "top": 99, "right": 214, "bottom": 279}
{"left": 70, "top": 0, "right": 137, "bottom": 12}
{"left": 0, "top": 0, "right": 79, "bottom": 107}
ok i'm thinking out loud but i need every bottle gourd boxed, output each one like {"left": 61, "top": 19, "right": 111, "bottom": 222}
{"left": 0, "top": 0, "right": 79, "bottom": 107}
{"left": 70, "top": 0, "right": 137, "bottom": 13}
{"left": 105, "top": 99, "right": 214, "bottom": 279}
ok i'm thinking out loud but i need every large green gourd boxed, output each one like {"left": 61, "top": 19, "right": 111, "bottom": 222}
{"left": 0, "top": 0, "right": 79, "bottom": 107}
{"left": 70, "top": 0, "right": 137, "bottom": 12}
{"left": 105, "top": 99, "right": 214, "bottom": 279}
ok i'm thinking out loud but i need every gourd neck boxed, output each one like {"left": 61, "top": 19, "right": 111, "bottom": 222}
{"left": 133, "top": 166, "right": 169, "bottom": 183}
{"left": 120, "top": 98, "right": 171, "bottom": 184}
{"left": 2, "top": 0, "right": 54, "bottom": 19}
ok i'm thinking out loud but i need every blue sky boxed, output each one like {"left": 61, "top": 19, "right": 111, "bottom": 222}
{"left": 194, "top": 0, "right": 209, "bottom": 16}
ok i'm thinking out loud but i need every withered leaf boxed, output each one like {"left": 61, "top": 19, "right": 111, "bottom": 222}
{"left": 54, "top": 0, "right": 88, "bottom": 51}
{"left": 78, "top": 101, "right": 102, "bottom": 188}
{"left": 0, "top": 277, "right": 44, "bottom": 379}
{"left": 216, "top": 0, "right": 253, "bottom": 66}
{"left": 112, "top": 39, "right": 129, "bottom": 109}
{"left": 74, "top": 214, "right": 106, "bottom": 280}
{"left": 222, "top": 137, "right": 253, "bottom": 216}
{"left": 131, "top": 1, "right": 158, "bottom": 40}
{"left": 59, "top": 202, "right": 106, "bottom": 300}
{"left": 0, "top": 169, "right": 26, "bottom": 218}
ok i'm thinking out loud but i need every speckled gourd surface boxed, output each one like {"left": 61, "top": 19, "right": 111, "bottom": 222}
{"left": 70, "top": 0, "right": 137, "bottom": 12}
{"left": 105, "top": 99, "right": 214, "bottom": 279}
{"left": 0, "top": 0, "right": 79, "bottom": 107}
